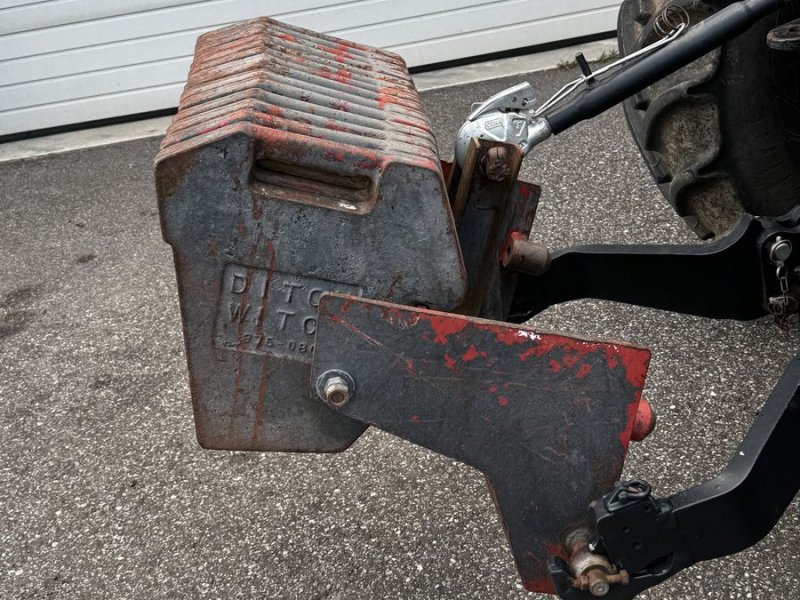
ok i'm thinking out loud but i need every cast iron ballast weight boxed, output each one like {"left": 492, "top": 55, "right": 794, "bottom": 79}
{"left": 154, "top": 1, "right": 800, "bottom": 597}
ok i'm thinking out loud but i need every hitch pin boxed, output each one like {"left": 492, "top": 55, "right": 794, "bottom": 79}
{"left": 566, "top": 529, "right": 630, "bottom": 597}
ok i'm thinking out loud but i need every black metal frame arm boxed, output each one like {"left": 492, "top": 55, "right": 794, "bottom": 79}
{"left": 509, "top": 212, "right": 800, "bottom": 323}
{"left": 549, "top": 353, "right": 800, "bottom": 600}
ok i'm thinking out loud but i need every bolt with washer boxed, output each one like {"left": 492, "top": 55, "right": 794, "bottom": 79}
{"left": 317, "top": 370, "right": 355, "bottom": 408}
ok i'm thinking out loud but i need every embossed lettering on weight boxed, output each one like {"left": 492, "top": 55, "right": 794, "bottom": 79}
{"left": 214, "top": 264, "right": 362, "bottom": 361}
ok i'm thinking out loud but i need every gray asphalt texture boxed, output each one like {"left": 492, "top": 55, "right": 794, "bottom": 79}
{"left": 2, "top": 65, "right": 799, "bottom": 600}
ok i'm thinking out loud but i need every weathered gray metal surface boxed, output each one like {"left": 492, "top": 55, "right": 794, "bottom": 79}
{"left": 155, "top": 18, "right": 466, "bottom": 452}
{"left": 311, "top": 293, "right": 652, "bottom": 594}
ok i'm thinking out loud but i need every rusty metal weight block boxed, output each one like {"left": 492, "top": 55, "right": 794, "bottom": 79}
{"left": 155, "top": 18, "right": 467, "bottom": 452}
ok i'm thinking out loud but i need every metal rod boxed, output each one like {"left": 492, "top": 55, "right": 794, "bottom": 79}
{"left": 545, "top": 0, "right": 785, "bottom": 135}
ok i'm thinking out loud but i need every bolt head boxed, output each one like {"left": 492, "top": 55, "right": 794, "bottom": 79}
{"left": 590, "top": 581, "right": 610, "bottom": 597}
{"left": 317, "top": 370, "right": 355, "bottom": 408}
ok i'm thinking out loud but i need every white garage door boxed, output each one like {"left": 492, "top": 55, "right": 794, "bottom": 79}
{"left": 0, "top": 0, "right": 622, "bottom": 138}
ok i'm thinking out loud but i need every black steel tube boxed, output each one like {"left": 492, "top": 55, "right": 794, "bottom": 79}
{"left": 545, "top": 0, "right": 785, "bottom": 134}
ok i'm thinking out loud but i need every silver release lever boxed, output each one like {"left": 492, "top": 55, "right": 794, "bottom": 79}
{"left": 455, "top": 82, "right": 551, "bottom": 167}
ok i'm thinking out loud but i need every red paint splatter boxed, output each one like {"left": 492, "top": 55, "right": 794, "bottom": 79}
{"left": 488, "top": 385, "right": 498, "bottom": 393}
{"left": 333, "top": 68, "right": 352, "bottom": 84}
{"left": 562, "top": 352, "right": 580, "bottom": 368}
{"left": 577, "top": 363, "right": 593, "bottom": 379}
{"left": 548, "top": 359, "right": 561, "bottom": 373}
{"left": 462, "top": 345, "right": 487, "bottom": 362}
{"left": 497, "top": 396, "right": 509, "bottom": 407}
{"left": 317, "top": 42, "right": 351, "bottom": 63}
{"left": 425, "top": 317, "right": 468, "bottom": 344}
{"left": 518, "top": 345, "right": 546, "bottom": 361}
{"left": 392, "top": 117, "right": 426, "bottom": 131}
{"left": 193, "top": 117, "right": 232, "bottom": 137}
{"left": 495, "top": 329, "right": 529, "bottom": 346}
{"left": 443, "top": 353, "right": 456, "bottom": 369}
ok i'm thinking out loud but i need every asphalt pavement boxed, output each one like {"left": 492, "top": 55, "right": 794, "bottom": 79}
{"left": 1, "top": 64, "right": 799, "bottom": 600}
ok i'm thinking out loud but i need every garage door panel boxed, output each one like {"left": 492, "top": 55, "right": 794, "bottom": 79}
{"left": 337, "top": 0, "right": 617, "bottom": 45}
{"left": 0, "top": 0, "right": 622, "bottom": 137}
{"left": 0, "top": 83, "right": 186, "bottom": 133}
{"left": 0, "top": 0, "right": 205, "bottom": 35}
{"left": 0, "top": 58, "right": 192, "bottom": 111}
{"left": 393, "top": 7, "right": 619, "bottom": 66}
{"left": 1, "top": 28, "right": 214, "bottom": 87}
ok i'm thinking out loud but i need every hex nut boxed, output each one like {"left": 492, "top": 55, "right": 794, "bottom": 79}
{"left": 316, "top": 370, "right": 355, "bottom": 408}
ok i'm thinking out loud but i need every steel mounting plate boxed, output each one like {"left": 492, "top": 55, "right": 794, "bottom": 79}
{"left": 311, "top": 294, "right": 651, "bottom": 593}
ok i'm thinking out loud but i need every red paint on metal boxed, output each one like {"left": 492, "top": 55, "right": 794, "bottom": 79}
{"left": 495, "top": 328, "right": 529, "bottom": 346}
{"left": 330, "top": 100, "right": 350, "bottom": 112}
{"left": 613, "top": 346, "right": 651, "bottom": 449}
{"left": 524, "top": 577, "right": 556, "bottom": 595}
{"left": 392, "top": 117, "right": 426, "bottom": 131}
{"left": 443, "top": 353, "right": 457, "bottom": 369}
{"left": 196, "top": 117, "right": 233, "bottom": 137}
{"left": 318, "top": 42, "right": 351, "bottom": 63}
{"left": 313, "top": 67, "right": 353, "bottom": 84}
{"left": 497, "top": 396, "right": 510, "bottom": 407}
{"left": 630, "top": 398, "right": 656, "bottom": 442}
{"left": 562, "top": 352, "right": 580, "bottom": 368}
{"left": 462, "top": 344, "right": 487, "bottom": 362}
{"left": 275, "top": 33, "right": 297, "bottom": 42}
{"left": 548, "top": 359, "right": 561, "bottom": 373}
{"left": 424, "top": 316, "right": 469, "bottom": 344}
{"left": 577, "top": 363, "right": 593, "bottom": 379}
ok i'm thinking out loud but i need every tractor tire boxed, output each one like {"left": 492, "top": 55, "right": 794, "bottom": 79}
{"left": 618, "top": 0, "right": 800, "bottom": 238}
